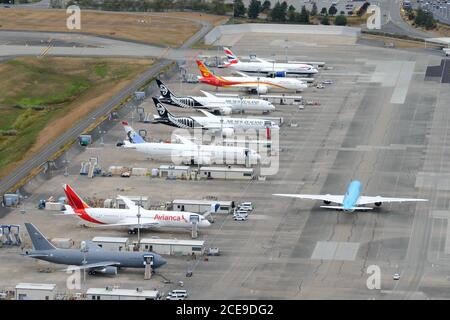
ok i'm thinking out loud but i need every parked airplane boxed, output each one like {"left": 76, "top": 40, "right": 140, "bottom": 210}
{"left": 156, "top": 79, "right": 275, "bottom": 115}
{"left": 119, "top": 122, "right": 261, "bottom": 165}
{"left": 223, "top": 47, "right": 319, "bottom": 76}
{"left": 196, "top": 60, "right": 308, "bottom": 94}
{"left": 151, "top": 97, "right": 278, "bottom": 137}
{"left": 22, "top": 223, "right": 166, "bottom": 275}
{"left": 63, "top": 184, "right": 213, "bottom": 233}
{"left": 273, "top": 180, "right": 428, "bottom": 212}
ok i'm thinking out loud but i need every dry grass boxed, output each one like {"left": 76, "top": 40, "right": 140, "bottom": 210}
{"left": 0, "top": 8, "right": 210, "bottom": 47}
{"left": 361, "top": 33, "right": 430, "bottom": 49}
{"left": 0, "top": 57, "right": 153, "bottom": 179}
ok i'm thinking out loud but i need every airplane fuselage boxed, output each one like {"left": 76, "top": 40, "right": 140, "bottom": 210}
{"left": 230, "top": 61, "right": 318, "bottom": 75}
{"left": 198, "top": 75, "right": 307, "bottom": 92}
{"left": 342, "top": 180, "right": 362, "bottom": 212}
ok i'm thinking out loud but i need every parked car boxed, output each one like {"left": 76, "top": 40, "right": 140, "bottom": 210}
{"left": 234, "top": 215, "right": 247, "bottom": 221}
{"left": 207, "top": 247, "right": 221, "bottom": 256}
{"left": 393, "top": 273, "right": 400, "bottom": 280}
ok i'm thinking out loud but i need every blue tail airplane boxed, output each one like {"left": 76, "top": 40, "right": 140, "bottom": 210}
{"left": 273, "top": 180, "right": 428, "bottom": 212}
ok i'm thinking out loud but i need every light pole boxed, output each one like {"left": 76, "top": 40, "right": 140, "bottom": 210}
{"left": 80, "top": 241, "right": 88, "bottom": 290}
{"left": 137, "top": 196, "right": 142, "bottom": 247}
{"left": 285, "top": 39, "right": 288, "bottom": 62}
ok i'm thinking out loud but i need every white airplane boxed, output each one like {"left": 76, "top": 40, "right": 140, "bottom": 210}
{"left": 119, "top": 122, "right": 261, "bottom": 165}
{"left": 273, "top": 180, "right": 428, "bottom": 212}
{"left": 63, "top": 184, "right": 213, "bottom": 234}
{"left": 151, "top": 97, "right": 278, "bottom": 137}
{"left": 196, "top": 60, "right": 308, "bottom": 95}
{"left": 156, "top": 79, "right": 275, "bottom": 115}
{"left": 223, "top": 47, "right": 319, "bottom": 76}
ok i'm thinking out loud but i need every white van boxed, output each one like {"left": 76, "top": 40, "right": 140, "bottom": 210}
{"left": 171, "top": 290, "right": 188, "bottom": 298}
{"left": 239, "top": 202, "right": 253, "bottom": 210}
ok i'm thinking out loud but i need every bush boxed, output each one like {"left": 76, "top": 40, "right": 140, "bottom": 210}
{"left": 320, "top": 15, "right": 330, "bottom": 25}
{"left": 334, "top": 15, "right": 347, "bottom": 26}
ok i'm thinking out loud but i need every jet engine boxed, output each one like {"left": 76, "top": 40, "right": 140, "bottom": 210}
{"left": 256, "top": 86, "right": 268, "bottom": 94}
{"left": 220, "top": 107, "right": 232, "bottom": 115}
{"left": 323, "top": 200, "right": 331, "bottom": 205}
{"left": 221, "top": 128, "right": 235, "bottom": 138}
{"left": 96, "top": 266, "right": 118, "bottom": 275}
{"left": 374, "top": 202, "right": 382, "bottom": 207}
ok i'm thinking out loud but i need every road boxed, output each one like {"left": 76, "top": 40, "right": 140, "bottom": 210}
{"left": 0, "top": 16, "right": 213, "bottom": 195}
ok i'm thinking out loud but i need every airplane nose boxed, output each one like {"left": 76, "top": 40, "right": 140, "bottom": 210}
{"left": 158, "top": 257, "right": 167, "bottom": 267}
{"left": 201, "top": 220, "right": 211, "bottom": 228}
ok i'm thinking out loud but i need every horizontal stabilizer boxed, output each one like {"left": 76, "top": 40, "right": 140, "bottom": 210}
{"left": 320, "top": 206, "right": 373, "bottom": 211}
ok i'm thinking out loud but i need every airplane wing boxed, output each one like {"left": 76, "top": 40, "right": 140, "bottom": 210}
{"left": 117, "top": 195, "right": 138, "bottom": 210}
{"left": 356, "top": 196, "right": 428, "bottom": 205}
{"left": 64, "top": 261, "right": 121, "bottom": 272}
{"left": 255, "top": 57, "right": 269, "bottom": 63}
{"left": 273, "top": 194, "right": 345, "bottom": 204}
{"left": 197, "top": 109, "right": 218, "bottom": 118}
{"left": 235, "top": 71, "right": 251, "bottom": 77}
{"left": 199, "top": 90, "right": 217, "bottom": 98}
{"left": 174, "top": 134, "right": 197, "bottom": 146}
{"left": 94, "top": 220, "right": 161, "bottom": 228}
{"left": 320, "top": 206, "right": 373, "bottom": 211}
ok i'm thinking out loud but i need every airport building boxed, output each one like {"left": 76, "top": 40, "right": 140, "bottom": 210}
{"left": 172, "top": 199, "right": 235, "bottom": 214}
{"left": 92, "top": 237, "right": 130, "bottom": 251}
{"left": 199, "top": 166, "right": 254, "bottom": 180}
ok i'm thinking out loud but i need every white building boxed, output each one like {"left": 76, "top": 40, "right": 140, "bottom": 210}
{"left": 15, "top": 283, "right": 57, "bottom": 300}
{"left": 140, "top": 238, "right": 205, "bottom": 256}
{"left": 172, "top": 199, "right": 235, "bottom": 214}
{"left": 199, "top": 166, "right": 254, "bottom": 180}
{"left": 159, "top": 165, "right": 192, "bottom": 179}
{"left": 92, "top": 237, "right": 130, "bottom": 251}
{"left": 86, "top": 287, "right": 160, "bottom": 300}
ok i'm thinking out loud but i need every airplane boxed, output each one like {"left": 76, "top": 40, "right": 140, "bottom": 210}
{"left": 273, "top": 180, "right": 428, "bottom": 212}
{"left": 22, "top": 223, "right": 166, "bottom": 275}
{"left": 62, "top": 184, "right": 213, "bottom": 234}
{"left": 156, "top": 79, "right": 275, "bottom": 115}
{"left": 196, "top": 60, "right": 308, "bottom": 94}
{"left": 151, "top": 97, "right": 279, "bottom": 137}
{"left": 119, "top": 121, "right": 261, "bottom": 165}
{"left": 223, "top": 47, "right": 319, "bottom": 76}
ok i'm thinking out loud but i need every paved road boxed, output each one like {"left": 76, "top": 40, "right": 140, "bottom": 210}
{"left": 0, "top": 17, "right": 212, "bottom": 195}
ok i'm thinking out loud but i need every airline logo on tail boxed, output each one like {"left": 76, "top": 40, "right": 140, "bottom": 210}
{"left": 63, "top": 184, "right": 104, "bottom": 224}
{"left": 122, "top": 121, "right": 145, "bottom": 144}
{"left": 155, "top": 102, "right": 166, "bottom": 117}
{"left": 196, "top": 60, "right": 213, "bottom": 78}
{"left": 223, "top": 47, "right": 238, "bottom": 66}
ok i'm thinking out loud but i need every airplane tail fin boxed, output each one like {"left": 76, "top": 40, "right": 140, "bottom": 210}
{"left": 122, "top": 121, "right": 145, "bottom": 144}
{"left": 196, "top": 60, "right": 216, "bottom": 79}
{"left": 223, "top": 47, "right": 239, "bottom": 66}
{"left": 63, "top": 184, "right": 91, "bottom": 210}
{"left": 152, "top": 97, "right": 174, "bottom": 119}
{"left": 155, "top": 79, "right": 177, "bottom": 100}
{"left": 25, "top": 223, "right": 56, "bottom": 251}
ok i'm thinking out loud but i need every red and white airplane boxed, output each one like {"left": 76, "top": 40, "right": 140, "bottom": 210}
{"left": 62, "top": 184, "right": 212, "bottom": 234}
{"left": 196, "top": 60, "right": 307, "bottom": 94}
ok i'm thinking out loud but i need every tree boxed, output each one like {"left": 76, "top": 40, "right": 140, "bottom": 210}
{"left": 311, "top": 2, "right": 318, "bottom": 16}
{"left": 270, "top": 1, "right": 287, "bottom": 22}
{"left": 328, "top": 5, "right": 337, "bottom": 16}
{"left": 334, "top": 14, "right": 347, "bottom": 26}
{"left": 297, "top": 5, "right": 310, "bottom": 24}
{"left": 211, "top": 0, "right": 226, "bottom": 15}
{"left": 287, "top": 5, "right": 296, "bottom": 22}
{"left": 233, "top": 0, "right": 246, "bottom": 17}
{"left": 262, "top": 0, "right": 271, "bottom": 12}
{"left": 320, "top": 7, "right": 327, "bottom": 15}
{"left": 414, "top": 8, "right": 436, "bottom": 29}
{"left": 248, "top": 0, "right": 262, "bottom": 19}
{"left": 320, "top": 14, "right": 330, "bottom": 25}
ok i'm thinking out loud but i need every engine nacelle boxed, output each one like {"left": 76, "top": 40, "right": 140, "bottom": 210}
{"left": 221, "top": 128, "right": 234, "bottom": 138}
{"left": 374, "top": 202, "right": 382, "bottom": 207}
{"left": 220, "top": 107, "right": 232, "bottom": 115}
{"left": 97, "top": 266, "right": 118, "bottom": 275}
{"left": 323, "top": 200, "right": 331, "bottom": 205}
{"left": 256, "top": 86, "right": 268, "bottom": 94}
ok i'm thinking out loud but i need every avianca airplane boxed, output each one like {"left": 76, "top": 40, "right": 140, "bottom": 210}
{"left": 63, "top": 184, "right": 212, "bottom": 233}
{"left": 151, "top": 97, "right": 278, "bottom": 137}
{"left": 223, "top": 47, "right": 318, "bottom": 75}
{"left": 119, "top": 121, "right": 261, "bottom": 165}
{"left": 273, "top": 180, "right": 428, "bottom": 212}
{"left": 156, "top": 79, "right": 274, "bottom": 115}
{"left": 196, "top": 60, "right": 307, "bottom": 94}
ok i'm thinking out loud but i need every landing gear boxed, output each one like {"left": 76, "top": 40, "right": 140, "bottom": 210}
{"left": 128, "top": 229, "right": 138, "bottom": 235}
{"left": 88, "top": 270, "right": 96, "bottom": 275}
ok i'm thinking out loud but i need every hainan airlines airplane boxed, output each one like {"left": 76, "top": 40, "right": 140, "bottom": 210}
{"left": 63, "top": 184, "right": 213, "bottom": 234}
{"left": 156, "top": 79, "right": 274, "bottom": 115}
{"left": 196, "top": 60, "right": 307, "bottom": 94}
{"left": 151, "top": 97, "right": 278, "bottom": 137}
{"left": 119, "top": 121, "right": 261, "bottom": 165}
{"left": 223, "top": 47, "right": 318, "bottom": 75}
{"left": 273, "top": 180, "right": 428, "bottom": 212}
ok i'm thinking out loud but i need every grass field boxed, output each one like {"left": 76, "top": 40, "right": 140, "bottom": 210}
{"left": 0, "top": 9, "right": 226, "bottom": 47}
{"left": 0, "top": 57, "right": 153, "bottom": 178}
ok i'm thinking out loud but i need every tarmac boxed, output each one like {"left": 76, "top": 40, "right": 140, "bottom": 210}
{"left": 1, "top": 32, "right": 450, "bottom": 300}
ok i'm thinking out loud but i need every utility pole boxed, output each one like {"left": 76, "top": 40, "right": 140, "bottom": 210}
{"left": 137, "top": 196, "right": 141, "bottom": 248}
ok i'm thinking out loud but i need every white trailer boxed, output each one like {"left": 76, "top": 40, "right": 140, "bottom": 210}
{"left": 260, "top": 94, "right": 303, "bottom": 105}
{"left": 92, "top": 237, "right": 130, "bottom": 251}
{"left": 172, "top": 199, "right": 235, "bottom": 214}
{"left": 140, "top": 238, "right": 205, "bottom": 256}
{"left": 87, "top": 287, "right": 160, "bottom": 300}
{"left": 199, "top": 166, "right": 254, "bottom": 180}
{"left": 15, "top": 283, "right": 57, "bottom": 300}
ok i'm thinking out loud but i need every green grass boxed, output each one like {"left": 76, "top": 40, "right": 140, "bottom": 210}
{"left": 0, "top": 57, "right": 153, "bottom": 176}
